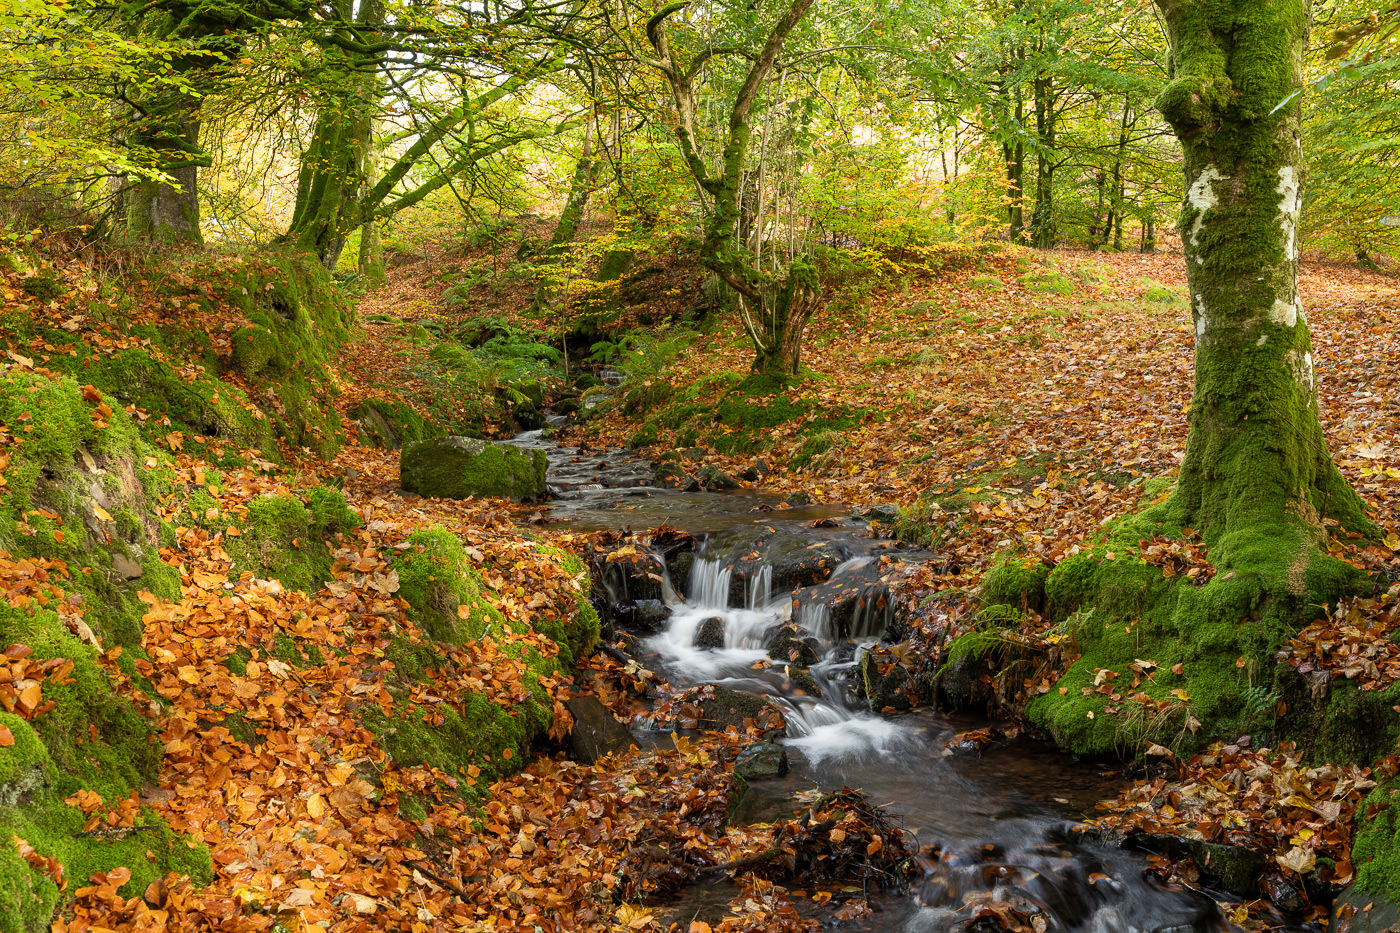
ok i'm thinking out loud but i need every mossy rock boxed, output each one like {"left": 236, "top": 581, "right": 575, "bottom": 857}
{"left": 349, "top": 398, "right": 440, "bottom": 450}
{"left": 225, "top": 487, "right": 358, "bottom": 592}
{"left": 1140, "top": 279, "right": 1185, "bottom": 304}
{"left": 400, "top": 437, "right": 547, "bottom": 501}
{"left": 597, "top": 250, "right": 635, "bottom": 282}
{"left": 49, "top": 346, "right": 278, "bottom": 463}
{"left": 0, "top": 372, "right": 181, "bottom": 648}
{"left": 429, "top": 342, "right": 471, "bottom": 367}
{"left": 1353, "top": 777, "right": 1400, "bottom": 909}
{"left": 983, "top": 556, "right": 1051, "bottom": 615}
{"left": 371, "top": 537, "right": 599, "bottom": 798}
{"left": 392, "top": 528, "right": 505, "bottom": 645}
{"left": 230, "top": 325, "right": 280, "bottom": 376}
{"left": 968, "top": 275, "right": 1004, "bottom": 291}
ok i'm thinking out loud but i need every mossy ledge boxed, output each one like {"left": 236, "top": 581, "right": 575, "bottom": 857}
{"left": 363, "top": 529, "right": 601, "bottom": 805}
{"left": 0, "top": 377, "right": 214, "bottom": 933}
{"left": 1020, "top": 493, "right": 1372, "bottom": 759}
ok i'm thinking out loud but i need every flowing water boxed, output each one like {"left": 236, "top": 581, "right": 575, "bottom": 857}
{"left": 511, "top": 431, "right": 1305, "bottom": 933}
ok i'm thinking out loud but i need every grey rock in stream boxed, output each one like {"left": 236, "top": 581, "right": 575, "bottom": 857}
{"left": 766, "top": 624, "right": 819, "bottom": 667}
{"left": 564, "top": 696, "right": 635, "bottom": 764}
{"left": 734, "top": 742, "right": 789, "bottom": 780}
{"left": 695, "top": 616, "right": 726, "bottom": 649}
{"left": 1124, "top": 833, "right": 1266, "bottom": 898}
{"left": 698, "top": 465, "right": 740, "bottom": 490}
{"left": 667, "top": 552, "right": 695, "bottom": 596}
{"left": 1333, "top": 885, "right": 1400, "bottom": 932}
{"left": 400, "top": 436, "right": 547, "bottom": 500}
{"left": 634, "top": 599, "right": 672, "bottom": 632}
{"left": 653, "top": 461, "right": 690, "bottom": 488}
{"left": 699, "top": 686, "right": 785, "bottom": 738}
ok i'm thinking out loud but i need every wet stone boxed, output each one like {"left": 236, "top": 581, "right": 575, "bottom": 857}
{"left": 766, "top": 624, "right": 819, "bottom": 667}
{"left": 698, "top": 686, "right": 785, "bottom": 737}
{"left": 1124, "top": 833, "right": 1266, "bottom": 898}
{"left": 634, "top": 599, "right": 672, "bottom": 632}
{"left": 667, "top": 552, "right": 695, "bottom": 595}
{"left": 695, "top": 616, "right": 726, "bottom": 649}
{"left": 698, "top": 465, "right": 740, "bottom": 490}
{"left": 653, "top": 461, "right": 689, "bottom": 488}
{"left": 564, "top": 695, "right": 635, "bottom": 764}
{"left": 734, "top": 742, "right": 789, "bottom": 780}
{"left": 864, "top": 503, "right": 900, "bottom": 523}
{"left": 1333, "top": 885, "right": 1400, "bottom": 933}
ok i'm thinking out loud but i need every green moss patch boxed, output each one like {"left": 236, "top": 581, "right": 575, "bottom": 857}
{"left": 399, "top": 437, "right": 547, "bottom": 501}
{"left": 0, "top": 373, "right": 181, "bottom": 649}
{"left": 225, "top": 486, "right": 358, "bottom": 592}
{"left": 1025, "top": 500, "right": 1372, "bottom": 758}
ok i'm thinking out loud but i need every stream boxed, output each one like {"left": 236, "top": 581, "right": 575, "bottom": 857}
{"left": 511, "top": 428, "right": 1306, "bottom": 933}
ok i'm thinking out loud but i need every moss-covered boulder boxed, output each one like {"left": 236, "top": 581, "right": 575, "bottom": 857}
{"left": 982, "top": 556, "right": 1051, "bottom": 615}
{"left": 366, "top": 529, "right": 600, "bottom": 803}
{"left": 0, "top": 372, "right": 181, "bottom": 649}
{"left": 350, "top": 398, "right": 440, "bottom": 450}
{"left": 225, "top": 487, "right": 360, "bottom": 593}
{"left": 400, "top": 437, "right": 547, "bottom": 501}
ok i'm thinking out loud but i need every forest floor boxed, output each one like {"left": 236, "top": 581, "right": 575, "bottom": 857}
{"left": 3, "top": 240, "right": 1400, "bottom": 933}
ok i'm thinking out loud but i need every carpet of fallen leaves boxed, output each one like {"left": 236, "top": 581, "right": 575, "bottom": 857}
{"left": 6, "top": 240, "right": 1400, "bottom": 933}
{"left": 0, "top": 245, "right": 918, "bottom": 933}
{"left": 576, "top": 249, "right": 1400, "bottom": 585}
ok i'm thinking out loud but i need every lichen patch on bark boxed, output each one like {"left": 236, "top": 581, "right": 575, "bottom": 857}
{"left": 1276, "top": 165, "right": 1301, "bottom": 261}
{"left": 1185, "top": 165, "right": 1225, "bottom": 252}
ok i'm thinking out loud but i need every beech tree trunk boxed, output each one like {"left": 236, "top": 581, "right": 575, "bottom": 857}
{"left": 127, "top": 100, "right": 204, "bottom": 245}
{"left": 286, "top": 0, "right": 381, "bottom": 269}
{"left": 1029, "top": 74, "right": 1055, "bottom": 248}
{"left": 1155, "top": 0, "right": 1372, "bottom": 564}
{"left": 743, "top": 261, "right": 821, "bottom": 375}
{"left": 646, "top": 0, "right": 820, "bottom": 377}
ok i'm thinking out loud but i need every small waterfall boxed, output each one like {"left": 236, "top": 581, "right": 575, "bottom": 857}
{"left": 746, "top": 564, "right": 772, "bottom": 610}
{"left": 795, "top": 600, "right": 832, "bottom": 644}
{"left": 689, "top": 558, "right": 733, "bottom": 609}
{"left": 848, "top": 589, "right": 894, "bottom": 640}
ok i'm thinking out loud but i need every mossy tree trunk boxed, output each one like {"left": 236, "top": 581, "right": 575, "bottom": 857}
{"left": 644, "top": 0, "right": 821, "bottom": 377}
{"left": 127, "top": 101, "right": 205, "bottom": 245}
{"left": 285, "top": 0, "right": 381, "bottom": 269}
{"left": 124, "top": 4, "right": 235, "bottom": 246}
{"left": 1155, "top": 0, "right": 1374, "bottom": 569}
{"left": 1029, "top": 72, "right": 1056, "bottom": 249}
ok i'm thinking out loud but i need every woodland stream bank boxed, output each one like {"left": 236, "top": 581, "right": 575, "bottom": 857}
{"left": 510, "top": 429, "right": 1309, "bottom": 933}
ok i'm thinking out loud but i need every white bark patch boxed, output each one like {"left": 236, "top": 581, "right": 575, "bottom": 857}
{"left": 1194, "top": 295, "right": 1208, "bottom": 341}
{"left": 1290, "top": 348, "right": 1315, "bottom": 392}
{"left": 1186, "top": 166, "right": 1226, "bottom": 255}
{"left": 1257, "top": 334, "right": 1268, "bottom": 346}
{"left": 1270, "top": 299, "right": 1298, "bottom": 327}
{"left": 1277, "top": 166, "right": 1301, "bottom": 262}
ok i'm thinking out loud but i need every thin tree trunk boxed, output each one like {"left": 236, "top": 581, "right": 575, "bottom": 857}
{"left": 358, "top": 136, "right": 385, "bottom": 287}
{"left": 1030, "top": 72, "right": 1055, "bottom": 249}
{"left": 542, "top": 119, "right": 602, "bottom": 257}
{"left": 646, "top": 0, "right": 820, "bottom": 376}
